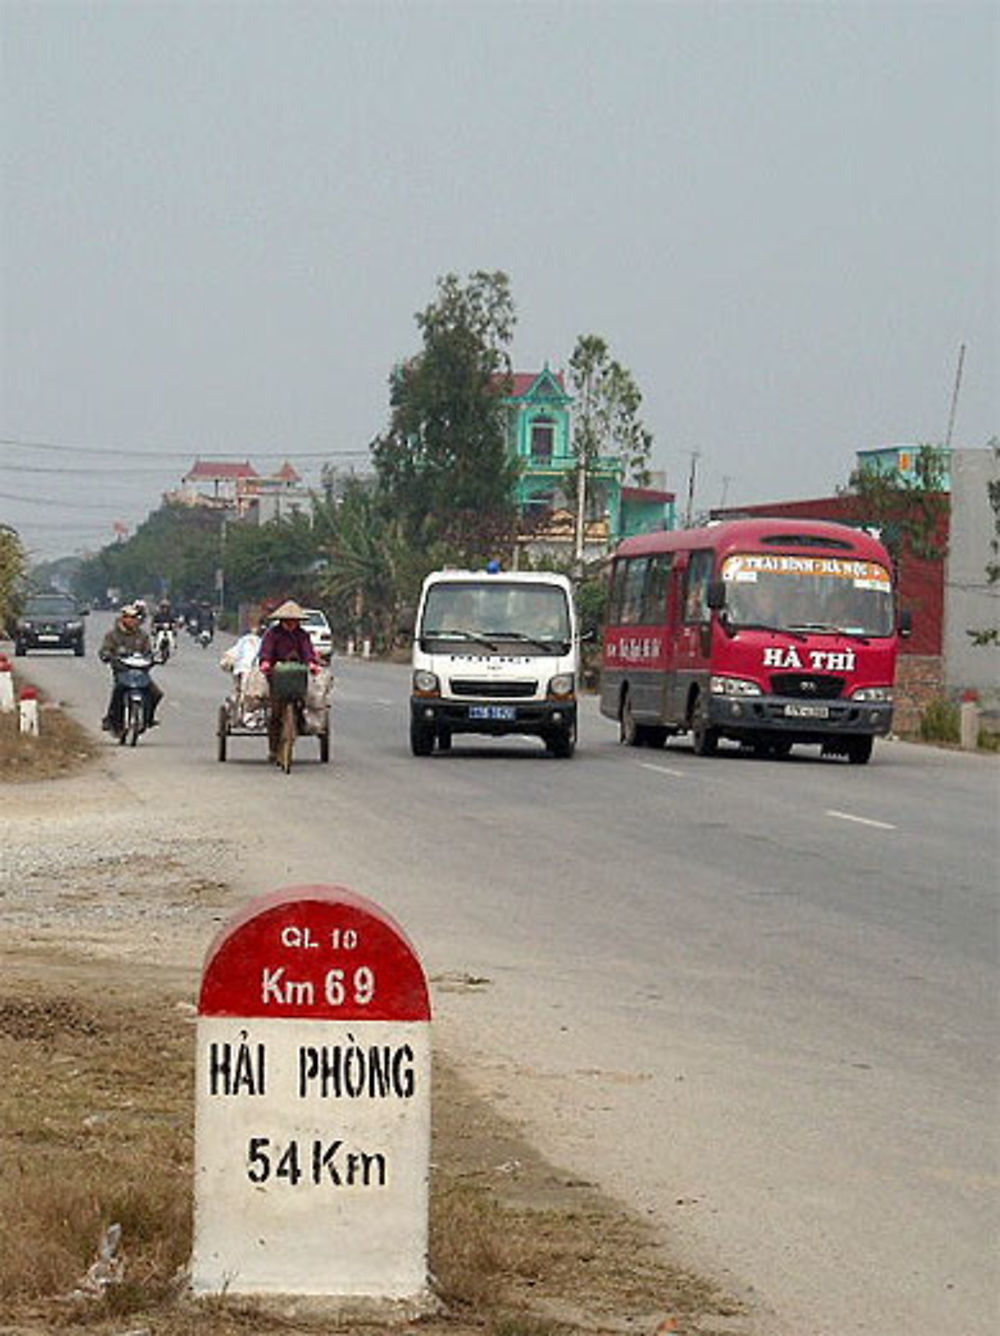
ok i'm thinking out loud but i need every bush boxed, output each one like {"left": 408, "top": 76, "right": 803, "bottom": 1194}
{"left": 919, "top": 697, "right": 960, "bottom": 744}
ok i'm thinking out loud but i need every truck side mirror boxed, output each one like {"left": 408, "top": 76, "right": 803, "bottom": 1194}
{"left": 898, "top": 609, "right": 912, "bottom": 639}
{"left": 707, "top": 580, "right": 726, "bottom": 611}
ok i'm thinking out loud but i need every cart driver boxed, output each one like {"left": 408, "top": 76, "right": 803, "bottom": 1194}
{"left": 258, "top": 600, "right": 321, "bottom": 762}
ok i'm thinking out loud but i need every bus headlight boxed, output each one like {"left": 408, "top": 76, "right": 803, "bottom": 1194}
{"left": 851, "top": 686, "right": 893, "bottom": 702}
{"left": 412, "top": 670, "right": 440, "bottom": 695}
{"left": 710, "top": 675, "right": 762, "bottom": 696}
{"left": 548, "top": 673, "right": 575, "bottom": 699}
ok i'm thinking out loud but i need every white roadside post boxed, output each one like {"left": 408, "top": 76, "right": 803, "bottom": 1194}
{"left": 0, "top": 656, "right": 14, "bottom": 713}
{"left": 192, "top": 884, "right": 433, "bottom": 1313}
{"left": 18, "top": 686, "right": 39, "bottom": 735}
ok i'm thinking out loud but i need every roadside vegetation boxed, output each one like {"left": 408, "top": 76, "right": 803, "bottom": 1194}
{"left": 0, "top": 952, "right": 746, "bottom": 1336}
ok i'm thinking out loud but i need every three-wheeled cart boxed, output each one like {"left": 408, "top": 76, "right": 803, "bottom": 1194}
{"left": 217, "top": 668, "right": 330, "bottom": 767}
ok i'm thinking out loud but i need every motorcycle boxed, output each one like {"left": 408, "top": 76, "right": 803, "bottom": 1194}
{"left": 110, "top": 653, "right": 157, "bottom": 746}
{"left": 153, "top": 624, "right": 175, "bottom": 664}
{"left": 198, "top": 626, "right": 213, "bottom": 648}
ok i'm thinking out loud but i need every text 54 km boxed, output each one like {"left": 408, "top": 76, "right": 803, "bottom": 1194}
{"left": 246, "top": 1136, "right": 387, "bottom": 1189}
{"left": 262, "top": 965, "right": 375, "bottom": 1008}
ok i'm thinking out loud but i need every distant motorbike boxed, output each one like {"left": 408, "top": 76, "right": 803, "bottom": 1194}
{"left": 153, "top": 624, "right": 175, "bottom": 664}
{"left": 110, "top": 652, "right": 156, "bottom": 746}
{"left": 198, "top": 626, "right": 213, "bottom": 648}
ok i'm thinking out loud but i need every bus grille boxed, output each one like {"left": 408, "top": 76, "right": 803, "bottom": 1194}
{"left": 770, "top": 673, "right": 846, "bottom": 700}
{"left": 449, "top": 679, "right": 538, "bottom": 698}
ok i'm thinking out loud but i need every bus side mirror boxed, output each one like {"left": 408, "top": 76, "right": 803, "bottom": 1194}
{"left": 707, "top": 580, "right": 726, "bottom": 611}
{"left": 898, "top": 609, "right": 912, "bottom": 639}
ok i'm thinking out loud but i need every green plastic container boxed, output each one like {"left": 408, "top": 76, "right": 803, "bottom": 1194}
{"left": 271, "top": 661, "right": 309, "bottom": 701}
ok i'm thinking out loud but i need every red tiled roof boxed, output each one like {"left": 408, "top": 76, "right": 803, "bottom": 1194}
{"left": 184, "top": 460, "right": 259, "bottom": 481}
{"left": 495, "top": 370, "right": 567, "bottom": 398}
{"left": 274, "top": 461, "right": 301, "bottom": 482}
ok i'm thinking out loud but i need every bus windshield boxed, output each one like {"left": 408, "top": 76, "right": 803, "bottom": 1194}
{"left": 721, "top": 554, "right": 894, "bottom": 637}
{"left": 422, "top": 581, "right": 571, "bottom": 646}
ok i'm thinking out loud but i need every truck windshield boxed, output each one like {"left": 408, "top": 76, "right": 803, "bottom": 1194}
{"left": 721, "top": 554, "right": 894, "bottom": 637}
{"left": 422, "top": 581, "right": 571, "bottom": 645}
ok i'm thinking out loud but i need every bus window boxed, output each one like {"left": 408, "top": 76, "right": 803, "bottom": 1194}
{"left": 684, "top": 550, "right": 714, "bottom": 623}
{"left": 640, "top": 553, "right": 672, "bottom": 625}
{"left": 620, "top": 557, "right": 650, "bottom": 625}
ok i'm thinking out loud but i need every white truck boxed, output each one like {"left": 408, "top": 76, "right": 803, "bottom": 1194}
{"left": 409, "top": 567, "right": 579, "bottom": 758}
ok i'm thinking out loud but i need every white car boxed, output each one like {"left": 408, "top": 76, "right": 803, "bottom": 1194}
{"left": 301, "top": 608, "right": 333, "bottom": 662}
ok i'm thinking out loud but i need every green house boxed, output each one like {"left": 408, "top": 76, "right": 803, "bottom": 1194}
{"left": 503, "top": 367, "right": 624, "bottom": 537}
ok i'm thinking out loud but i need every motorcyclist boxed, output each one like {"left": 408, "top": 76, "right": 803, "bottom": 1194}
{"left": 99, "top": 604, "right": 164, "bottom": 732}
{"left": 152, "top": 598, "right": 175, "bottom": 631}
{"left": 196, "top": 601, "right": 216, "bottom": 640}
{"left": 258, "top": 599, "right": 320, "bottom": 761}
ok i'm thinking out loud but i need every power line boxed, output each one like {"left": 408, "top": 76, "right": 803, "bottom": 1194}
{"left": 0, "top": 435, "right": 370, "bottom": 460}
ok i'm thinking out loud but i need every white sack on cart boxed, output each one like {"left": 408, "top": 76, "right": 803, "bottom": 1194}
{"left": 242, "top": 665, "right": 270, "bottom": 704}
{"left": 304, "top": 668, "right": 332, "bottom": 734}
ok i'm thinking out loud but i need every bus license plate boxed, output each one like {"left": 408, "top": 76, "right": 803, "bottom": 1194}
{"left": 785, "top": 703, "right": 829, "bottom": 719}
{"left": 469, "top": 705, "right": 516, "bottom": 721}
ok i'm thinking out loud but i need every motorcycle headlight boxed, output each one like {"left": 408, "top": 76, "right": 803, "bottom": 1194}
{"left": 710, "top": 675, "right": 762, "bottom": 696}
{"left": 851, "top": 686, "right": 893, "bottom": 702}
{"left": 548, "top": 673, "right": 575, "bottom": 698}
{"left": 412, "top": 670, "right": 439, "bottom": 695}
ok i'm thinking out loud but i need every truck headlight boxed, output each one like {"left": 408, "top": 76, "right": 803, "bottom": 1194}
{"left": 548, "top": 673, "right": 575, "bottom": 699}
{"left": 412, "top": 670, "right": 440, "bottom": 695}
{"left": 710, "top": 675, "right": 762, "bottom": 696}
{"left": 851, "top": 686, "right": 893, "bottom": 702}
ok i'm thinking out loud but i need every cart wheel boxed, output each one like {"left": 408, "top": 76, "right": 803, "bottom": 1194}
{"left": 278, "top": 700, "right": 296, "bottom": 773}
{"left": 217, "top": 704, "right": 228, "bottom": 762}
{"left": 319, "top": 728, "right": 330, "bottom": 763}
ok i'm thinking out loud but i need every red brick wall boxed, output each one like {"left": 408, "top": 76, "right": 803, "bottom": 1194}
{"left": 893, "top": 655, "right": 944, "bottom": 735}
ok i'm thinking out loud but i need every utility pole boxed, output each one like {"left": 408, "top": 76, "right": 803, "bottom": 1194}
{"left": 574, "top": 443, "right": 587, "bottom": 574}
{"left": 683, "top": 451, "right": 700, "bottom": 528}
{"left": 944, "top": 342, "right": 966, "bottom": 449}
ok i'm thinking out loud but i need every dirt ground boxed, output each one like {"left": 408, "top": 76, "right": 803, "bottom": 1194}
{"left": 0, "top": 699, "right": 755, "bottom": 1336}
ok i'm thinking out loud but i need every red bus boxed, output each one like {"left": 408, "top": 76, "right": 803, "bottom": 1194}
{"left": 599, "top": 518, "right": 909, "bottom": 764}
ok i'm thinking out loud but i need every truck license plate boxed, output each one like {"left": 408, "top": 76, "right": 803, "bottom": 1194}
{"left": 785, "top": 703, "right": 829, "bottom": 719}
{"left": 469, "top": 705, "right": 516, "bottom": 721}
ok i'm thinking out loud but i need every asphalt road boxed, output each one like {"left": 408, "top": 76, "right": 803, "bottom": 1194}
{"left": 16, "top": 617, "right": 1000, "bottom": 1336}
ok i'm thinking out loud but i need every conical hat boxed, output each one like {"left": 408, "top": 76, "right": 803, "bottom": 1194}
{"left": 270, "top": 599, "right": 306, "bottom": 621}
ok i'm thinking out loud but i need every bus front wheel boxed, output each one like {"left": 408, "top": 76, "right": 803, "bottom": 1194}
{"left": 845, "top": 735, "right": 873, "bottom": 765}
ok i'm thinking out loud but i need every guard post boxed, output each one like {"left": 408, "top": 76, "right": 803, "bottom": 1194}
{"left": 192, "top": 884, "right": 432, "bottom": 1308}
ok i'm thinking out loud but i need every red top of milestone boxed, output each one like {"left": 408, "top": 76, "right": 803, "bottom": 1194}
{"left": 199, "top": 884, "right": 431, "bottom": 1021}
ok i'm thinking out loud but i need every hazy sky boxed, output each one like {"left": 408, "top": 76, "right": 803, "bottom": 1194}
{"left": 2, "top": 0, "right": 997, "bottom": 562}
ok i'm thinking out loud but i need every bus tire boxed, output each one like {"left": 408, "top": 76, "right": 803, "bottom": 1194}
{"left": 846, "top": 735, "right": 873, "bottom": 765}
{"left": 690, "top": 696, "right": 718, "bottom": 757}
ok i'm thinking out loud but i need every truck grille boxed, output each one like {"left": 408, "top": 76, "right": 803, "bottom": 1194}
{"left": 449, "top": 679, "right": 538, "bottom": 698}
{"left": 770, "top": 673, "right": 846, "bottom": 700}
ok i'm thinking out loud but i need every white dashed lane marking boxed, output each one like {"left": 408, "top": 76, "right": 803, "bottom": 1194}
{"left": 639, "top": 762, "right": 686, "bottom": 778}
{"left": 826, "top": 809, "right": 896, "bottom": 830}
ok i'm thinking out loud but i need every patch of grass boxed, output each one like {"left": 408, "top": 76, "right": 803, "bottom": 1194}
{"left": 918, "top": 696, "right": 960, "bottom": 744}
{"left": 0, "top": 675, "right": 97, "bottom": 781}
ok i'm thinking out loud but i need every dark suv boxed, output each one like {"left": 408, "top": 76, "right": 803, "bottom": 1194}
{"left": 13, "top": 594, "right": 87, "bottom": 656}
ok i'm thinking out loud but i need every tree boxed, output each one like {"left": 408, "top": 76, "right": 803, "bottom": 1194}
{"left": 317, "top": 480, "right": 424, "bottom": 648}
{"left": 567, "top": 335, "right": 653, "bottom": 563}
{"left": 0, "top": 524, "right": 28, "bottom": 632}
{"left": 372, "top": 270, "right": 520, "bottom": 563}
{"left": 841, "top": 444, "right": 949, "bottom": 572}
